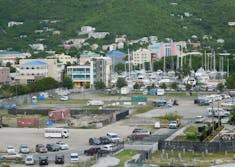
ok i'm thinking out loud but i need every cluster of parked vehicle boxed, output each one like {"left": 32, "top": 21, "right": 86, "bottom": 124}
{"left": 85, "top": 132, "right": 122, "bottom": 156}
{"left": 0, "top": 141, "right": 72, "bottom": 165}
{"left": 89, "top": 132, "right": 121, "bottom": 145}
{"left": 194, "top": 94, "right": 231, "bottom": 106}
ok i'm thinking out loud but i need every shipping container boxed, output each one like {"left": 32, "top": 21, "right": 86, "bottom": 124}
{"left": 17, "top": 118, "right": 39, "bottom": 127}
{"left": 48, "top": 108, "right": 70, "bottom": 121}
{"left": 131, "top": 96, "right": 147, "bottom": 102}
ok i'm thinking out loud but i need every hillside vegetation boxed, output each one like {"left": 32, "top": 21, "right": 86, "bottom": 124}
{"left": 0, "top": 0, "right": 235, "bottom": 52}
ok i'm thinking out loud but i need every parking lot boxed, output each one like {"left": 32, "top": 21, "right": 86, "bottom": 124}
{"left": 0, "top": 121, "right": 134, "bottom": 152}
{"left": 0, "top": 93, "right": 231, "bottom": 166}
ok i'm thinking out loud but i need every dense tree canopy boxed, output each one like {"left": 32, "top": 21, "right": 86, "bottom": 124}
{"left": 226, "top": 73, "right": 235, "bottom": 89}
{"left": 116, "top": 77, "right": 127, "bottom": 88}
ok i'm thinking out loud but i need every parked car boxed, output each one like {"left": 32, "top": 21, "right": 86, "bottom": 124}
{"left": 168, "top": 120, "right": 180, "bottom": 129}
{"left": 99, "top": 136, "right": 112, "bottom": 144}
{"left": 7, "top": 146, "right": 16, "bottom": 154}
{"left": 55, "top": 154, "right": 64, "bottom": 164}
{"left": 89, "top": 137, "right": 101, "bottom": 145}
{"left": 195, "top": 115, "right": 205, "bottom": 123}
{"left": 70, "top": 153, "right": 79, "bottom": 163}
{"left": 39, "top": 156, "right": 48, "bottom": 165}
{"left": 35, "top": 144, "right": 47, "bottom": 153}
{"left": 46, "top": 143, "right": 60, "bottom": 152}
{"left": 19, "top": 144, "right": 30, "bottom": 154}
{"left": 100, "top": 144, "right": 116, "bottom": 153}
{"left": 60, "top": 96, "right": 69, "bottom": 101}
{"left": 84, "top": 147, "right": 101, "bottom": 156}
{"left": 25, "top": 155, "right": 35, "bottom": 165}
{"left": 56, "top": 141, "right": 69, "bottom": 150}
{"left": 1, "top": 152, "right": 23, "bottom": 160}
{"left": 128, "top": 128, "right": 151, "bottom": 140}
{"left": 107, "top": 132, "right": 121, "bottom": 143}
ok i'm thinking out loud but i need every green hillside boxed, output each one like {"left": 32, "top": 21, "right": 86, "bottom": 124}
{"left": 0, "top": 0, "right": 235, "bottom": 52}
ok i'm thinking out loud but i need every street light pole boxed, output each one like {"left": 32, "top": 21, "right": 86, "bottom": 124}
{"left": 212, "top": 98, "right": 214, "bottom": 133}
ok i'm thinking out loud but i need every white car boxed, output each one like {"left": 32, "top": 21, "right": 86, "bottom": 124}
{"left": 70, "top": 153, "right": 79, "bottom": 163}
{"left": 25, "top": 155, "right": 35, "bottom": 165}
{"left": 101, "top": 144, "right": 114, "bottom": 152}
{"left": 56, "top": 141, "right": 69, "bottom": 150}
{"left": 107, "top": 132, "right": 121, "bottom": 143}
{"left": 7, "top": 146, "right": 16, "bottom": 154}
{"left": 60, "top": 96, "right": 69, "bottom": 101}
{"left": 2, "top": 152, "right": 23, "bottom": 160}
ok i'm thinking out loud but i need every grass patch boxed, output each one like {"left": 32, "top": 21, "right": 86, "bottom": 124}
{"left": 160, "top": 113, "right": 182, "bottom": 121}
{"left": 146, "top": 150, "right": 235, "bottom": 167}
{"left": 134, "top": 105, "right": 155, "bottom": 115}
{"left": 0, "top": 110, "right": 9, "bottom": 116}
{"left": 114, "top": 150, "right": 139, "bottom": 167}
{"left": 165, "top": 92, "right": 199, "bottom": 97}
{"left": 37, "top": 99, "right": 88, "bottom": 104}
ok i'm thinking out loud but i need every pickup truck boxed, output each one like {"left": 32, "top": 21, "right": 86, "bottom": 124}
{"left": 168, "top": 120, "right": 180, "bottom": 129}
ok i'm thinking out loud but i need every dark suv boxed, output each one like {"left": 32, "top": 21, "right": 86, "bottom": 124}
{"left": 55, "top": 154, "right": 64, "bottom": 164}
{"left": 46, "top": 144, "right": 60, "bottom": 152}
{"left": 84, "top": 147, "right": 101, "bottom": 156}
{"left": 39, "top": 156, "right": 48, "bottom": 165}
{"left": 99, "top": 136, "right": 112, "bottom": 144}
{"left": 89, "top": 137, "right": 101, "bottom": 145}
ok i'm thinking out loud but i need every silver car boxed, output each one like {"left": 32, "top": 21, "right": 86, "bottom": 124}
{"left": 19, "top": 144, "right": 30, "bottom": 154}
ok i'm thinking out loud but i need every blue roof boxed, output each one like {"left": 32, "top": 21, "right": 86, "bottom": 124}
{"left": 22, "top": 60, "right": 47, "bottom": 66}
{"left": 107, "top": 50, "right": 126, "bottom": 56}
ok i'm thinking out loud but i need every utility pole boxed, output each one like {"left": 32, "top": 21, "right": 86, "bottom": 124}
{"left": 163, "top": 55, "right": 166, "bottom": 73}
{"left": 227, "top": 58, "right": 229, "bottom": 77}
{"left": 212, "top": 98, "right": 215, "bottom": 133}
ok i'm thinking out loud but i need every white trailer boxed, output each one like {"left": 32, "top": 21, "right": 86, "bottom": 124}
{"left": 44, "top": 128, "right": 69, "bottom": 138}
{"left": 120, "top": 86, "right": 130, "bottom": 95}
{"left": 157, "top": 89, "right": 165, "bottom": 96}
{"left": 87, "top": 100, "right": 104, "bottom": 106}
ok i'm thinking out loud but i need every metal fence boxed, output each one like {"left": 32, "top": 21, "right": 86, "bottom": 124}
{"left": 158, "top": 139, "right": 235, "bottom": 152}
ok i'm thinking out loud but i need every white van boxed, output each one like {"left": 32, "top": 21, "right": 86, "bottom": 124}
{"left": 70, "top": 153, "right": 79, "bottom": 163}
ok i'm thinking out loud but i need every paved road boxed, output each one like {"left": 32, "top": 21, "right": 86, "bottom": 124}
{"left": 137, "top": 97, "right": 210, "bottom": 119}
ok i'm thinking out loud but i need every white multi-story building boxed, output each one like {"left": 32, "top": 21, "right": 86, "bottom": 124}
{"left": 80, "top": 26, "right": 95, "bottom": 34}
{"left": 67, "top": 57, "right": 111, "bottom": 88}
{"left": 15, "top": 59, "right": 64, "bottom": 84}
{"left": 88, "top": 32, "right": 109, "bottom": 39}
{"left": 47, "top": 53, "right": 78, "bottom": 65}
{"left": 0, "top": 51, "right": 31, "bottom": 66}
{"left": 132, "top": 48, "right": 151, "bottom": 66}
